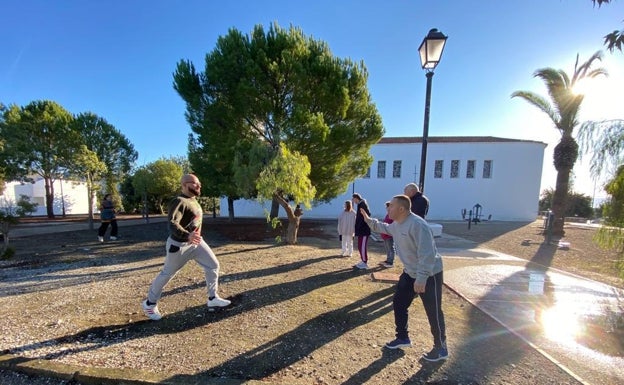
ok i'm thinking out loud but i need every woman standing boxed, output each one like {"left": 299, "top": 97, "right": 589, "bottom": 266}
{"left": 98, "top": 194, "right": 118, "bottom": 242}
{"left": 352, "top": 193, "right": 371, "bottom": 269}
{"left": 337, "top": 200, "right": 356, "bottom": 257}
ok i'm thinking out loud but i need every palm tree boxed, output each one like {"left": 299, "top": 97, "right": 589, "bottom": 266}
{"left": 512, "top": 51, "right": 607, "bottom": 236}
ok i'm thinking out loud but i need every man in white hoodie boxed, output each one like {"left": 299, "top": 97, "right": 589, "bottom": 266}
{"left": 360, "top": 194, "right": 448, "bottom": 362}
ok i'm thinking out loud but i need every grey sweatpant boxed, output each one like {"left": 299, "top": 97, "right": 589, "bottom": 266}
{"left": 147, "top": 237, "right": 220, "bottom": 303}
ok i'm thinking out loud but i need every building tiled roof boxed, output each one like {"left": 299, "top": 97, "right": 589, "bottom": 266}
{"left": 378, "top": 136, "right": 546, "bottom": 145}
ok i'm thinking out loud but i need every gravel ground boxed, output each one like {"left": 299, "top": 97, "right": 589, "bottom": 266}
{"left": 1, "top": 218, "right": 617, "bottom": 384}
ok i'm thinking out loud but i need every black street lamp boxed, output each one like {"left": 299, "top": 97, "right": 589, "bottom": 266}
{"left": 418, "top": 28, "right": 447, "bottom": 193}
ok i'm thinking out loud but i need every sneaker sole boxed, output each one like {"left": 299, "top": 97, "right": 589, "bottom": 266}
{"left": 422, "top": 354, "right": 449, "bottom": 362}
{"left": 385, "top": 343, "right": 412, "bottom": 349}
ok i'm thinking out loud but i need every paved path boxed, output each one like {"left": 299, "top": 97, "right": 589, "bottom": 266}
{"left": 437, "top": 234, "right": 624, "bottom": 385}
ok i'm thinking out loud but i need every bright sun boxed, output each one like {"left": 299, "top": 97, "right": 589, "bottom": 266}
{"left": 571, "top": 58, "right": 623, "bottom": 121}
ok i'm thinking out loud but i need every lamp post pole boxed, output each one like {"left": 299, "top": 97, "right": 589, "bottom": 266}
{"left": 417, "top": 28, "right": 447, "bottom": 194}
{"left": 419, "top": 71, "right": 434, "bottom": 193}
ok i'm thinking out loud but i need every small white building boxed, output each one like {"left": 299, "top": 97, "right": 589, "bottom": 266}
{"left": 222, "top": 136, "right": 546, "bottom": 221}
{"left": 1, "top": 177, "right": 91, "bottom": 216}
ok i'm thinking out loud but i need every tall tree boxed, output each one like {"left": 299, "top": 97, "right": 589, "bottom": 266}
{"left": 132, "top": 158, "right": 184, "bottom": 214}
{"left": 173, "top": 23, "right": 384, "bottom": 222}
{"left": 512, "top": 51, "right": 607, "bottom": 236}
{"left": 174, "top": 51, "right": 255, "bottom": 221}
{"left": 66, "top": 145, "right": 107, "bottom": 229}
{"left": 72, "top": 112, "right": 138, "bottom": 214}
{"left": 0, "top": 100, "right": 77, "bottom": 218}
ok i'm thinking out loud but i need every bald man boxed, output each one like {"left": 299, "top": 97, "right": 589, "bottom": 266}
{"left": 141, "top": 174, "right": 230, "bottom": 320}
{"left": 361, "top": 195, "right": 447, "bottom": 362}
{"left": 404, "top": 183, "right": 429, "bottom": 219}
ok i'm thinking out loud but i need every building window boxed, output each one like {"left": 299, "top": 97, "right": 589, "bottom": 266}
{"left": 377, "top": 161, "right": 386, "bottom": 178}
{"left": 434, "top": 160, "right": 443, "bottom": 178}
{"left": 466, "top": 160, "right": 475, "bottom": 178}
{"left": 32, "top": 197, "right": 45, "bottom": 206}
{"left": 393, "top": 160, "right": 402, "bottom": 178}
{"left": 450, "top": 160, "right": 460, "bottom": 178}
{"left": 483, "top": 160, "right": 493, "bottom": 178}
{"left": 363, "top": 167, "right": 370, "bottom": 178}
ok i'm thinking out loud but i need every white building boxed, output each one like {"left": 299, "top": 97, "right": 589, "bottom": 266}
{"left": 1, "top": 177, "right": 91, "bottom": 216}
{"left": 222, "top": 136, "right": 546, "bottom": 221}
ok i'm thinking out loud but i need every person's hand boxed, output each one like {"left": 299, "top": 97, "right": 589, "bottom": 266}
{"left": 189, "top": 230, "right": 202, "bottom": 245}
{"left": 413, "top": 281, "right": 426, "bottom": 294}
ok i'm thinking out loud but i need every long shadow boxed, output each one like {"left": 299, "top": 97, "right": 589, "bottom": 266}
{"left": 404, "top": 360, "right": 446, "bottom": 384}
{"left": 160, "top": 253, "right": 342, "bottom": 298}
{"left": 0, "top": 226, "right": 300, "bottom": 297}
{"left": 0, "top": 238, "right": 168, "bottom": 296}
{"left": 0, "top": 247, "right": 341, "bottom": 298}
{"left": 165, "top": 286, "right": 395, "bottom": 383}
{"left": 341, "top": 348, "right": 405, "bottom": 385}
{"left": 7, "top": 265, "right": 374, "bottom": 362}
{"left": 0, "top": 261, "right": 164, "bottom": 296}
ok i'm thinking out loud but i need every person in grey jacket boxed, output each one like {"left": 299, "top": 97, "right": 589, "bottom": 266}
{"left": 141, "top": 174, "right": 230, "bottom": 320}
{"left": 360, "top": 194, "right": 448, "bottom": 362}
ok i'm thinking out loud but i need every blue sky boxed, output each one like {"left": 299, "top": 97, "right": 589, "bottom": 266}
{"left": 2, "top": 0, "right": 623, "bottom": 200}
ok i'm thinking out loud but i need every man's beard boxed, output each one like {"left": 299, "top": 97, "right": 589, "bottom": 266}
{"left": 188, "top": 187, "right": 201, "bottom": 197}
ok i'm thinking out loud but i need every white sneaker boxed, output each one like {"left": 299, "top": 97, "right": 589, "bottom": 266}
{"left": 110, "top": 236, "right": 117, "bottom": 240}
{"left": 207, "top": 296, "right": 231, "bottom": 308}
{"left": 98, "top": 236, "right": 104, "bottom": 243}
{"left": 141, "top": 300, "right": 162, "bottom": 320}
{"left": 354, "top": 261, "right": 369, "bottom": 270}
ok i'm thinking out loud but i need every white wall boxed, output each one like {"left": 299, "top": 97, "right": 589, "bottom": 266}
{"left": 222, "top": 137, "right": 546, "bottom": 221}
{"left": 1, "top": 178, "right": 91, "bottom": 216}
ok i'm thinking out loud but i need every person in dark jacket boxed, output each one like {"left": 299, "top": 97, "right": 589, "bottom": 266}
{"left": 404, "top": 183, "right": 429, "bottom": 219}
{"left": 141, "top": 174, "right": 230, "bottom": 320}
{"left": 352, "top": 193, "right": 371, "bottom": 269}
{"left": 97, "top": 194, "right": 118, "bottom": 242}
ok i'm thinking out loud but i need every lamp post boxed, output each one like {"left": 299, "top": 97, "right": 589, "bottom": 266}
{"left": 418, "top": 28, "right": 447, "bottom": 193}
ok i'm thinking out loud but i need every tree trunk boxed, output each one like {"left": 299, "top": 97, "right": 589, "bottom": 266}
{"left": 270, "top": 198, "right": 280, "bottom": 219}
{"left": 550, "top": 169, "right": 571, "bottom": 237}
{"left": 44, "top": 176, "right": 55, "bottom": 218}
{"left": 87, "top": 183, "right": 95, "bottom": 231}
{"left": 0, "top": 221, "right": 9, "bottom": 253}
{"left": 286, "top": 216, "right": 301, "bottom": 244}
{"left": 274, "top": 193, "right": 301, "bottom": 244}
{"left": 228, "top": 197, "right": 235, "bottom": 222}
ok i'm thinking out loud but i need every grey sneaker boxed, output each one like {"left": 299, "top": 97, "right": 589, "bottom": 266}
{"left": 141, "top": 300, "right": 162, "bottom": 321}
{"left": 385, "top": 338, "right": 412, "bottom": 349}
{"left": 422, "top": 346, "right": 449, "bottom": 362}
{"left": 354, "top": 261, "right": 369, "bottom": 270}
{"left": 381, "top": 262, "right": 394, "bottom": 268}
{"left": 207, "top": 296, "right": 231, "bottom": 308}
{"left": 97, "top": 236, "right": 104, "bottom": 243}
{"left": 110, "top": 236, "right": 117, "bottom": 240}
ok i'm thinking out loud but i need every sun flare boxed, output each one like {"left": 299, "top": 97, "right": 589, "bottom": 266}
{"left": 572, "top": 58, "right": 623, "bottom": 120}
{"left": 540, "top": 305, "right": 582, "bottom": 343}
